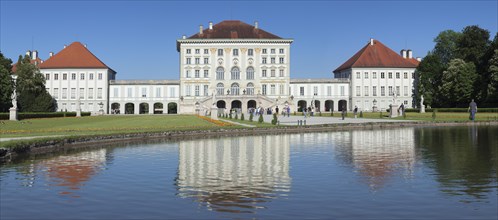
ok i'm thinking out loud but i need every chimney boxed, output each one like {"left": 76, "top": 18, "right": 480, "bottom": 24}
{"left": 199, "top": 25, "right": 203, "bottom": 35}
{"left": 26, "top": 50, "right": 31, "bottom": 57}
{"left": 49, "top": 52, "right": 54, "bottom": 57}
{"left": 400, "top": 49, "right": 407, "bottom": 58}
{"left": 209, "top": 21, "right": 213, "bottom": 30}
{"left": 64, "top": 44, "right": 67, "bottom": 49}
{"left": 254, "top": 21, "right": 259, "bottom": 29}
{"left": 182, "top": 35, "right": 186, "bottom": 39}
{"left": 416, "top": 57, "right": 422, "bottom": 62}
{"left": 84, "top": 44, "right": 87, "bottom": 48}
{"left": 32, "top": 50, "right": 38, "bottom": 60}
{"left": 407, "top": 49, "right": 413, "bottom": 59}
{"left": 370, "top": 38, "right": 374, "bottom": 46}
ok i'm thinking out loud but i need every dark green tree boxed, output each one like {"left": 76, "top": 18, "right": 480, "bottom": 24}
{"left": 415, "top": 53, "right": 444, "bottom": 107}
{"left": 0, "top": 65, "right": 13, "bottom": 112}
{"left": 0, "top": 52, "right": 13, "bottom": 72}
{"left": 15, "top": 62, "right": 56, "bottom": 112}
{"left": 439, "top": 59, "right": 477, "bottom": 107}
{"left": 433, "top": 30, "right": 461, "bottom": 65}
{"left": 486, "top": 49, "right": 498, "bottom": 105}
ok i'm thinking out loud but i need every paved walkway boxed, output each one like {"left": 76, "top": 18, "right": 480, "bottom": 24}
{"left": 0, "top": 135, "right": 64, "bottom": 142}
{"left": 218, "top": 119, "right": 256, "bottom": 127}
{"left": 260, "top": 114, "right": 412, "bottom": 126}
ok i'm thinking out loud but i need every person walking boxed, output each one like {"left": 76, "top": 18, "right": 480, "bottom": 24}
{"left": 276, "top": 106, "right": 279, "bottom": 115}
{"left": 341, "top": 105, "right": 346, "bottom": 120}
{"left": 353, "top": 106, "right": 358, "bottom": 118}
{"left": 287, "top": 106, "right": 290, "bottom": 117}
{"left": 468, "top": 99, "right": 478, "bottom": 121}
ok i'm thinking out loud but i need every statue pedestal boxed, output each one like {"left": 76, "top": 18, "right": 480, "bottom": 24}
{"left": 210, "top": 106, "right": 218, "bottom": 120}
{"left": 389, "top": 105, "right": 399, "bottom": 118}
{"left": 9, "top": 107, "right": 18, "bottom": 121}
{"left": 76, "top": 108, "right": 81, "bottom": 117}
{"left": 420, "top": 105, "right": 425, "bottom": 113}
{"left": 372, "top": 106, "right": 378, "bottom": 112}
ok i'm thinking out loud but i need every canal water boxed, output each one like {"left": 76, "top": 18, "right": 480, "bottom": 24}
{"left": 1, "top": 125, "right": 497, "bottom": 219}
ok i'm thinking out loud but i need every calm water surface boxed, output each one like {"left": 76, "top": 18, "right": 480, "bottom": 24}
{"left": 1, "top": 125, "right": 497, "bottom": 219}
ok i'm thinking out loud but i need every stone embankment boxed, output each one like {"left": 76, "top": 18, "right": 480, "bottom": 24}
{"left": 1, "top": 120, "right": 496, "bottom": 163}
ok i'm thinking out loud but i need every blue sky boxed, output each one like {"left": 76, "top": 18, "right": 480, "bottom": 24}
{"left": 1, "top": 0, "right": 496, "bottom": 79}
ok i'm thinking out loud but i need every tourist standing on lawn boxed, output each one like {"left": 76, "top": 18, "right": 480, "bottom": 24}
{"left": 468, "top": 99, "right": 478, "bottom": 121}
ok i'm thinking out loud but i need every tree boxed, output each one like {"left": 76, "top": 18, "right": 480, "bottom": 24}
{"left": 0, "top": 52, "right": 13, "bottom": 72}
{"left": 457, "top": 25, "right": 490, "bottom": 66}
{"left": 439, "top": 59, "right": 477, "bottom": 107}
{"left": 480, "top": 33, "right": 498, "bottom": 106}
{"left": 0, "top": 65, "right": 13, "bottom": 112}
{"left": 433, "top": 30, "right": 461, "bottom": 65}
{"left": 15, "top": 61, "right": 56, "bottom": 112}
{"left": 415, "top": 53, "right": 444, "bottom": 107}
{"left": 487, "top": 49, "right": 498, "bottom": 105}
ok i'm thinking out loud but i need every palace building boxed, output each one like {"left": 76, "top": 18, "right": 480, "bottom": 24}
{"left": 32, "top": 20, "right": 418, "bottom": 115}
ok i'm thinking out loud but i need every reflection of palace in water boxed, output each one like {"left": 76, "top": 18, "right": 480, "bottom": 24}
{"left": 176, "top": 135, "right": 291, "bottom": 214}
{"left": 346, "top": 128, "right": 415, "bottom": 190}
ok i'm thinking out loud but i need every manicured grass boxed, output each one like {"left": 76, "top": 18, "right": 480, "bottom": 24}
{"left": 220, "top": 117, "right": 281, "bottom": 127}
{"left": 312, "top": 111, "right": 498, "bottom": 121}
{"left": 0, "top": 115, "right": 230, "bottom": 139}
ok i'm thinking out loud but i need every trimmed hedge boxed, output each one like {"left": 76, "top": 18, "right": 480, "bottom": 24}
{"left": 0, "top": 112, "right": 91, "bottom": 120}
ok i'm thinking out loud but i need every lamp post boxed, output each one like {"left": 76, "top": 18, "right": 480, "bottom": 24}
{"left": 9, "top": 75, "right": 18, "bottom": 121}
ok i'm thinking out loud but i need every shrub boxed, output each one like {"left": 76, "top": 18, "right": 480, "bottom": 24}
{"left": 294, "top": 111, "right": 296, "bottom": 115}
{"left": 0, "top": 112, "right": 91, "bottom": 120}
{"left": 379, "top": 111, "right": 383, "bottom": 118}
{"left": 249, "top": 113, "right": 253, "bottom": 122}
{"left": 241, "top": 113, "right": 244, "bottom": 121}
{"left": 271, "top": 113, "right": 278, "bottom": 125}
{"left": 229, "top": 113, "right": 232, "bottom": 119}
{"left": 235, "top": 114, "right": 238, "bottom": 120}
{"left": 359, "top": 111, "right": 363, "bottom": 118}
{"left": 330, "top": 111, "right": 334, "bottom": 116}
{"left": 319, "top": 112, "right": 322, "bottom": 116}
{"left": 258, "top": 114, "right": 264, "bottom": 123}
{"left": 432, "top": 109, "right": 437, "bottom": 120}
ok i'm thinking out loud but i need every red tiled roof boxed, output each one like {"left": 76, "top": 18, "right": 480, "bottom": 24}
{"left": 333, "top": 39, "right": 419, "bottom": 73}
{"left": 39, "top": 42, "right": 114, "bottom": 72}
{"left": 187, "top": 20, "right": 282, "bottom": 39}
{"left": 11, "top": 57, "right": 43, "bottom": 73}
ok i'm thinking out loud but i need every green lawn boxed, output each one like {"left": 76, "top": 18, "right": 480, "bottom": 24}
{"left": 0, "top": 115, "right": 231, "bottom": 139}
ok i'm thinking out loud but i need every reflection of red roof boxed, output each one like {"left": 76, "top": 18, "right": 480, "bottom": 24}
{"left": 11, "top": 57, "right": 43, "bottom": 73}
{"left": 39, "top": 42, "right": 114, "bottom": 71}
{"left": 188, "top": 20, "right": 282, "bottom": 39}
{"left": 334, "top": 39, "right": 419, "bottom": 73}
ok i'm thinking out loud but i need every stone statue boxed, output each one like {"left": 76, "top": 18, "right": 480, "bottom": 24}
{"left": 212, "top": 91, "right": 216, "bottom": 106}
{"left": 420, "top": 95, "right": 424, "bottom": 106}
{"left": 11, "top": 90, "right": 17, "bottom": 109}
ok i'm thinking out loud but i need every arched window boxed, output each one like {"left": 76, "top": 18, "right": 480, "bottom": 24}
{"left": 231, "top": 83, "right": 240, "bottom": 95}
{"left": 216, "top": 67, "right": 224, "bottom": 80}
{"left": 216, "top": 83, "right": 224, "bottom": 95}
{"left": 231, "top": 67, "right": 240, "bottom": 80}
{"left": 246, "top": 82, "right": 254, "bottom": 95}
{"left": 246, "top": 67, "right": 254, "bottom": 80}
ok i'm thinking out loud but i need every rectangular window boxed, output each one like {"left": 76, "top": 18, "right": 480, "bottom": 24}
{"left": 156, "top": 87, "right": 161, "bottom": 97}
{"left": 262, "top": 58, "right": 267, "bottom": 64}
{"left": 195, "top": 70, "right": 200, "bottom": 78}
{"left": 54, "top": 74, "right": 59, "bottom": 80}
{"left": 313, "top": 86, "right": 318, "bottom": 96}
{"left": 127, "top": 88, "right": 132, "bottom": 98}
{"left": 97, "top": 88, "right": 103, "bottom": 99}
{"left": 186, "top": 49, "right": 191, "bottom": 54}
{"left": 270, "top": 84, "right": 276, "bottom": 95}
{"left": 388, "top": 86, "right": 393, "bottom": 96}
{"left": 279, "top": 49, "right": 284, "bottom": 54}
{"left": 89, "top": 73, "right": 94, "bottom": 80}
{"left": 204, "top": 70, "right": 209, "bottom": 78}
{"left": 186, "top": 70, "right": 190, "bottom": 78}
{"left": 71, "top": 73, "right": 76, "bottom": 80}
{"left": 204, "top": 58, "right": 209, "bottom": 64}
{"left": 62, "top": 88, "right": 67, "bottom": 99}
{"left": 340, "top": 86, "right": 345, "bottom": 96}
{"left": 373, "top": 72, "right": 377, "bottom": 79}
{"left": 279, "top": 69, "right": 284, "bottom": 77}
{"left": 356, "top": 86, "right": 361, "bottom": 96}
{"left": 195, "top": 58, "right": 200, "bottom": 64}
{"left": 381, "top": 72, "right": 385, "bottom": 79}
{"left": 186, "top": 58, "right": 191, "bottom": 64}
{"left": 271, "top": 49, "right": 275, "bottom": 54}
{"left": 373, "top": 86, "right": 377, "bottom": 96}
{"left": 53, "top": 88, "right": 59, "bottom": 99}
{"left": 300, "top": 87, "right": 304, "bottom": 96}
{"left": 233, "top": 49, "right": 238, "bottom": 56}
{"left": 204, "top": 85, "right": 209, "bottom": 96}
{"left": 279, "top": 84, "right": 284, "bottom": 95}
{"left": 404, "top": 86, "right": 408, "bottom": 96}
{"left": 186, "top": 85, "right": 191, "bottom": 96}
{"left": 279, "top": 57, "right": 284, "bottom": 63}
{"left": 80, "top": 88, "right": 85, "bottom": 99}
{"left": 71, "top": 88, "right": 76, "bottom": 99}
{"left": 80, "top": 73, "right": 85, "bottom": 80}
{"left": 170, "top": 87, "right": 176, "bottom": 98}
{"left": 388, "top": 72, "right": 393, "bottom": 79}
{"left": 142, "top": 88, "right": 147, "bottom": 97}
{"left": 204, "top": 49, "right": 209, "bottom": 54}
{"left": 356, "top": 72, "right": 360, "bottom": 79}
{"left": 271, "top": 58, "right": 275, "bottom": 64}
{"left": 381, "top": 86, "right": 385, "bottom": 96}
{"left": 396, "top": 86, "right": 400, "bottom": 96}
{"left": 262, "top": 49, "right": 267, "bottom": 54}
{"left": 89, "top": 88, "right": 94, "bottom": 99}
{"left": 218, "top": 49, "right": 223, "bottom": 56}
{"left": 45, "top": 74, "right": 50, "bottom": 80}
{"left": 248, "top": 49, "right": 253, "bottom": 56}
{"left": 195, "top": 49, "right": 200, "bottom": 54}
{"left": 114, "top": 88, "right": 119, "bottom": 97}
{"left": 195, "top": 85, "right": 200, "bottom": 96}
{"left": 262, "top": 70, "right": 267, "bottom": 77}
{"left": 271, "top": 70, "right": 275, "bottom": 77}
{"left": 404, "top": 72, "right": 408, "bottom": 79}
{"left": 63, "top": 73, "right": 67, "bottom": 80}
{"left": 327, "top": 86, "right": 332, "bottom": 96}
{"left": 364, "top": 72, "right": 368, "bottom": 79}
{"left": 396, "top": 72, "right": 400, "bottom": 79}
{"left": 98, "top": 73, "right": 102, "bottom": 80}
{"left": 364, "top": 86, "right": 369, "bottom": 96}
{"left": 262, "top": 85, "right": 267, "bottom": 95}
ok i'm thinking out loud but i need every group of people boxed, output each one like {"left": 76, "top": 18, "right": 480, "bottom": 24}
{"left": 301, "top": 106, "right": 316, "bottom": 118}
{"left": 246, "top": 105, "right": 291, "bottom": 117}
